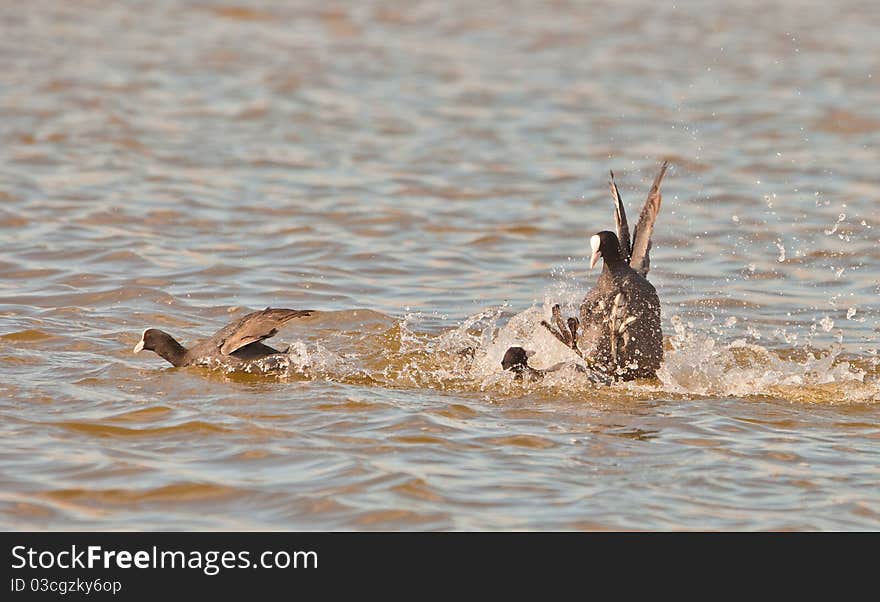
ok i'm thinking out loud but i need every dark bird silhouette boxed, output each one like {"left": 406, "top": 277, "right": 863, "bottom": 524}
{"left": 501, "top": 346, "right": 544, "bottom": 381}
{"left": 133, "top": 307, "right": 313, "bottom": 368}
{"left": 536, "top": 162, "right": 668, "bottom": 381}
{"left": 501, "top": 345, "right": 613, "bottom": 384}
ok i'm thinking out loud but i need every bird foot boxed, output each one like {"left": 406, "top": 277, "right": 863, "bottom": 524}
{"left": 541, "top": 304, "right": 581, "bottom": 355}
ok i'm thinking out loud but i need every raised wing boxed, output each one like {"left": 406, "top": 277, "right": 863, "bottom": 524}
{"left": 628, "top": 161, "right": 668, "bottom": 277}
{"left": 609, "top": 170, "right": 632, "bottom": 263}
{"left": 217, "top": 307, "right": 313, "bottom": 355}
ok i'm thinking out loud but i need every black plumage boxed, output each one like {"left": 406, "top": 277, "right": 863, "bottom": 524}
{"left": 576, "top": 230, "right": 662, "bottom": 379}
{"left": 133, "top": 307, "right": 313, "bottom": 368}
{"left": 540, "top": 162, "right": 668, "bottom": 381}
{"left": 501, "top": 346, "right": 543, "bottom": 381}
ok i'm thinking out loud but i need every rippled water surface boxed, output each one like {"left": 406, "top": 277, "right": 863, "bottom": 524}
{"left": 2, "top": 0, "right": 879, "bottom": 530}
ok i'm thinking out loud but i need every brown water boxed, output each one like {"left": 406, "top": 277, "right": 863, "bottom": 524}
{"left": 2, "top": 0, "right": 879, "bottom": 530}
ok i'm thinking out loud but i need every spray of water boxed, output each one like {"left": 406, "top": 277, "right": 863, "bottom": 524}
{"left": 200, "top": 288, "right": 879, "bottom": 404}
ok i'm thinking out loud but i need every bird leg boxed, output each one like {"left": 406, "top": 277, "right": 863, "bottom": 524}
{"left": 553, "top": 304, "right": 570, "bottom": 340}
{"left": 566, "top": 317, "right": 583, "bottom": 356}
{"left": 541, "top": 305, "right": 585, "bottom": 360}
{"left": 540, "top": 320, "right": 568, "bottom": 345}
{"left": 566, "top": 317, "right": 578, "bottom": 345}
{"left": 541, "top": 304, "right": 573, "bottom": 347}
{"left": 541, "top": 303, "right": 580, "bottom": 355}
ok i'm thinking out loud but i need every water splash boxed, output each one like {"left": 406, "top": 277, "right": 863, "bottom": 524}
{"left": 395, "top": 304, "right": 880, "bottom": 403}
{"left": 191, "top": 303, "right": 879, "bottom": 404}
{"left": 656, "top": 315, "right": 876, "bottom": 402}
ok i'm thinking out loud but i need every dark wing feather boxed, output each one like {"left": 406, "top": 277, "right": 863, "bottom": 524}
{"left": 629, "top": 161, "right": 668, "bottom": 277}
{"left": 215, "top": 308, "right": 313, "bottom": 356}
{"left": 609, "top": 170, "right": 632, "bottom": 263}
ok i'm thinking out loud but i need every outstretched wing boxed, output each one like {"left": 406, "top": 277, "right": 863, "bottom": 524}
{"left": 629, "top": 161, "right": 668, "bottom": 277}
{"left": 216, "top": 307, "right": 313, "bottom": 355}
{"left": 609, "top": 170, "right": 632, "bottom": 264}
